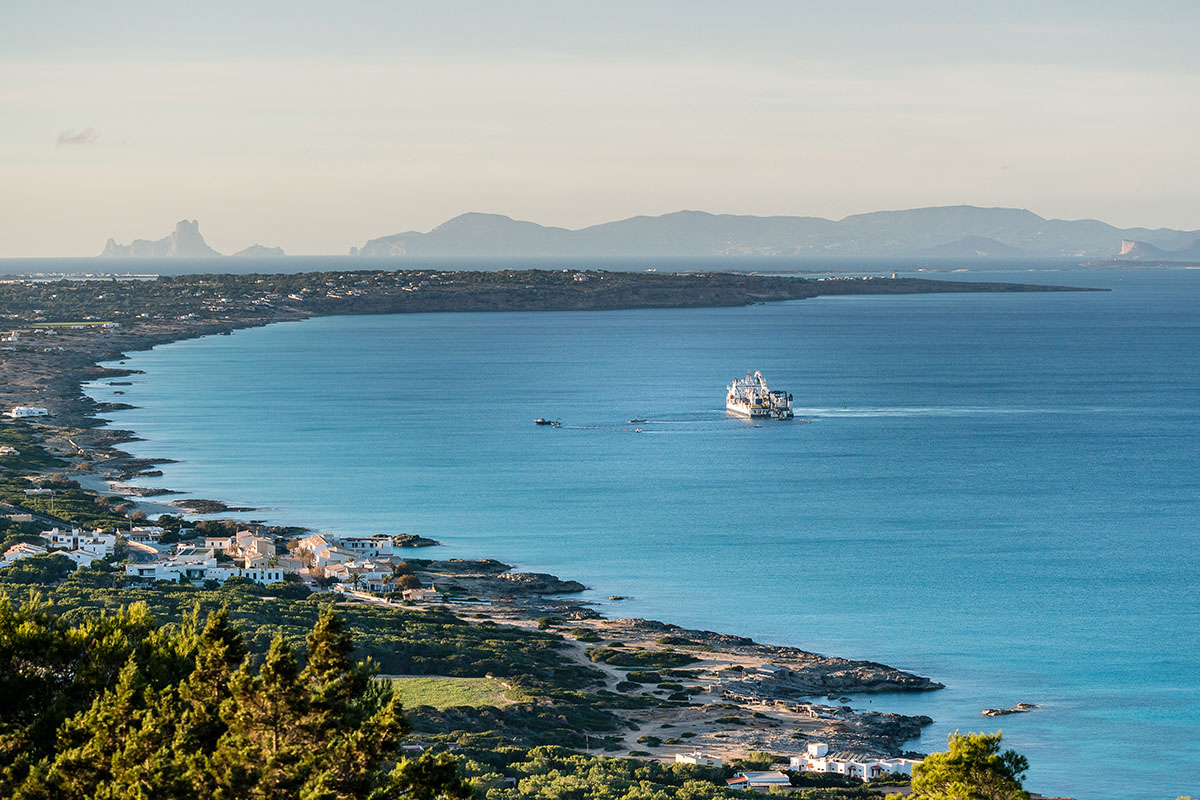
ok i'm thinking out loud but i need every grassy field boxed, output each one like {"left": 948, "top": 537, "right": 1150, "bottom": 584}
{"left": 383, "top": 676, "right": 521, "bottom": 709}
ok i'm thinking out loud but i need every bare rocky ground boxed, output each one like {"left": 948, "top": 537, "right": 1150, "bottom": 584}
{"left": 388, "top": 559, "right": 941, "bottom": 759}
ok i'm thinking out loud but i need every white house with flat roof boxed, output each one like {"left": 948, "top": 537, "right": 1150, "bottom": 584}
{"left": 8, "top": 406, "right": 49, "bottom": 418}
{"left": 125, "top": 555, "right": 284, "bottom": 586}
{"left": 675, "top": 752, "right": 723, "bottom": 767}
{"left": 127, "top": 526, "right": 165, "bottom": 543}
{"left": 726, "top": 771, "right": 791, "bottom": 790}
{"left": 790, "top": 743, "right": 921, "bottom": 782}
{"left": 40, "top": 528, "right": 116, "bottom": 556}
{"left": 336, "top": 534, "right": 395, "bottom": 558}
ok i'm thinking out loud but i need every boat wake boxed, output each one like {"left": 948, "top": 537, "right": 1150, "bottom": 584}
{"left": 791, "top": 406, "right": 1074, "bottom": 418}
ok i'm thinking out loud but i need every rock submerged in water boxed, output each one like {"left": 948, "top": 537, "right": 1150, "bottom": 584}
{"left": 982, "top": 702, "right": 1039, "bottom": 717}
{"left": 171, "top": 499, "right": 257, "bottom": 514}
{"left": 497, "top": 572, "right": 586, "bottom": 594}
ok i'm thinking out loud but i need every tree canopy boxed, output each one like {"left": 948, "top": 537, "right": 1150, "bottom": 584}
{"left": 911, "top": 731, "right": 1029, "bottom": 800}
{"left": 0, "top": 594, "right": 470, "bottom": 799}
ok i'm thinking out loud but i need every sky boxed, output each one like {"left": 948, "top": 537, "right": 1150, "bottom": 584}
{"left": 2, "top": 1, "right": 1198, "bottom": 257}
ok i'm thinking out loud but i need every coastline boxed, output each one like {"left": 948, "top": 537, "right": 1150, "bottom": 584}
{"left": 74, "top": 348, "right": 947, "bottom": 760}
{"left": 0, "top": 268, "right": 1101, "bottom": 761}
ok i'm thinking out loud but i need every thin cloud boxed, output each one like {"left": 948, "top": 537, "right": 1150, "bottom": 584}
{"left": 57, "top": 128, "right": 99, "bottom": 147}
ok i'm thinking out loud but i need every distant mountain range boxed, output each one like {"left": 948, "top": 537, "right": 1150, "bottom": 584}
{"left": 99, "top": 207, "right": 1200, "bottom": 261}
{"left": 100, "top": 221, "right": 285, "bottom": 258}
{"left": 352, "top": 206, "right": 1200, "bottom": 259}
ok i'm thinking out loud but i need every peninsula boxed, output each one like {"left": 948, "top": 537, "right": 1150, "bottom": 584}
{"left": 0, "top": 267, "right": 1096, "bottom": 427}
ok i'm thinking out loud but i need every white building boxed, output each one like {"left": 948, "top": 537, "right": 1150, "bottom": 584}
{"left": 0, "top": 445, "right": 20, "bottom": 456}
{"left": 726, "top": 771, "right": 791, "bottom": 790}
{"left": 675, "top": 752, "right": 723, "bottom": 767}
{"left": 1, "top": 542, "right": 99, "bottom": 570}
{"left": 789, "top": 743, "right": 922, "bottom": 782}
{"left": 8, "top": 406, "right": 50, "bottom": 418}
{"left": 295, "top": 535, "right": 356, "bottom": 569}
{"left": 1, "top": 542, "right": 48, "bottom": 565}
{"left": 326, "top": 560, "right": 397, "bottom": 593}
{"left": 127, "top": 526, "right": 165, "bottom": 543}
{"left": 238, "top": 532, "right": 275, "bottom": 561}
{"left": 60, "top": 549, "right": 102, "bottom": 568}
{"left": 125, "top": 553, "right": 284, "bottom": 586}
{"left": 40, "top": 528, "right": 116, "bottom": 556}
{"left": 336, "top": 534, "right": 395, "bottom": 558}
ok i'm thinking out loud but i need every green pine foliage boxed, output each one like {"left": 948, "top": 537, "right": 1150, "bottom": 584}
{"left": 0, "top": 568, "right": 633, "bottom": 750}
{"left": 0, "top": 596, "right": 471, "bottom": 799}
{"left": 912, "top": 731, "right": 1029, "bottom": 800}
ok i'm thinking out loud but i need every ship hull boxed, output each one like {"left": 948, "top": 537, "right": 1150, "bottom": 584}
{"left": 726, "top": 401, "right": 769, "bottom": 417}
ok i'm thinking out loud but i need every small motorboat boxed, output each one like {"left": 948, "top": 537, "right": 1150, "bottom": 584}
{"left": 628, "top": 418, "right": 648, "bottom": 424}
{"left": 534, "top": 418, "right": 562, "bottom": 427}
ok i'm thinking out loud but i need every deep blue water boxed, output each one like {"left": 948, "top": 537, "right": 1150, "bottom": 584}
{"left": 86, "top": 269, "right": 1200, "bottom": 799}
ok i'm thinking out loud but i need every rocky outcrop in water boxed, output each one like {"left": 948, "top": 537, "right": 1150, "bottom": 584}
{"left": 101, "top": 220, "right": 221, "bottom": 257}
{"left": 232, "top": 244, "right": 286, "bottom": 257}
{"left": 497, "top": 572, "right": 587, "bottom": 594}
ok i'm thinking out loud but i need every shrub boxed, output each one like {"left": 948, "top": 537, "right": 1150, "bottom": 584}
{"left": 584, "top": 647, "right": 697, "bottom": 669}
{"left": 625, "top": 670, "right": 661, "bottom": 684}
{"left": 570, "top": 628, "right": 600, "bottom": 642}
{"left": 732, "top": 751, "right": 780, "bottom": 771}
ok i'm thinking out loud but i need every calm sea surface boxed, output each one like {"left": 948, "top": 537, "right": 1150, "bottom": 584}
{"left": 86, "top": 268, "right": 1200, "bottom": 799}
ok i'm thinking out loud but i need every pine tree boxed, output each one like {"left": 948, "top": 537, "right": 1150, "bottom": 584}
{"left": 912, "top": 731, "right": 1030, "bottom": 800}
{"left": 217, "top": 634, "right": 310, "bottom": 796}
{"left": 4, "top": 599, "right": 472, "bottom": 800}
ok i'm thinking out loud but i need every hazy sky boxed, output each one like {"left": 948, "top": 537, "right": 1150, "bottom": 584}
{"left": 3, "top": 1, "right": 1198, "bottom": 256}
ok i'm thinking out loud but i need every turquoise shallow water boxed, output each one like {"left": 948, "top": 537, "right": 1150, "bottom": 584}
{"left": 86, "top": 269, "right": 1200, "bottom": 799}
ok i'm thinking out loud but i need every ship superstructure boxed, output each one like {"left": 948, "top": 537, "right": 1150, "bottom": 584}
{"left": 726, "top": 370, "right": 793, "bottom": 419}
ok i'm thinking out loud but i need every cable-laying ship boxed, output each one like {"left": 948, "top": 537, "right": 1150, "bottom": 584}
{"left": 726, "top": 370, "right": 793, "bottom": 419}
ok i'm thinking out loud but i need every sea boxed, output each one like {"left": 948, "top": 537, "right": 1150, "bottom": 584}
{"left": 80, "top": 264, "right": 1199, "bottom": 800}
